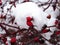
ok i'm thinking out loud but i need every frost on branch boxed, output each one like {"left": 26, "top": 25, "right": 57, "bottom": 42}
{"left": 0, "top": 0, "right": 60, "bottom": 45}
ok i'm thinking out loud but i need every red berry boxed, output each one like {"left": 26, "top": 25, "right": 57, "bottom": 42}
{"left": 55, "top": 31, "right": 60, "bottom": 35}
{"left": 47, "top": 15, "right": 51, "bottom": 19}
{"left": 27, "top": 21, "right": 33, "bottom": 26}
{"left": 42, "top": 29, "right": 50, "bottom": 33}
{"left": 26, "top": 17, "right": 33, "bottom": 22}
{"left": 34, "top": 37, "right": 39, "bottom": 42}
{"left": 11, "top": 37, "right": 16, "bottom": 43}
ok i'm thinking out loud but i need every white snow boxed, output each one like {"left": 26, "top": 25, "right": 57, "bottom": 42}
{"left": 10, "top": 2, "right": 49, "bottom": 30}
{"left": 3, "top": 1, "right": 59, "bottom": 31}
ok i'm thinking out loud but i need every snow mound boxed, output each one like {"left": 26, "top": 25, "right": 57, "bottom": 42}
{"left": 4, "top": 2, "right": 57, "bottom": 30}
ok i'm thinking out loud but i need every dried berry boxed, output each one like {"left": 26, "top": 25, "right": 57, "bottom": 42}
{"left": 47, "top": 15, "right": 51, "bottom": 19}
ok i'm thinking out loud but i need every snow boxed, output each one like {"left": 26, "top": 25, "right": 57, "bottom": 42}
{"left": 10, "top": 2, "right": 58, "bottom": 31}
{"left": 10, "top": 2, "right": 49, "bottom": 30}
{"left": 3, "top": 1, "right": 59, "bottom": 39}
{"left": 45, "top": 6, "right": 59, "bottom": 18}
